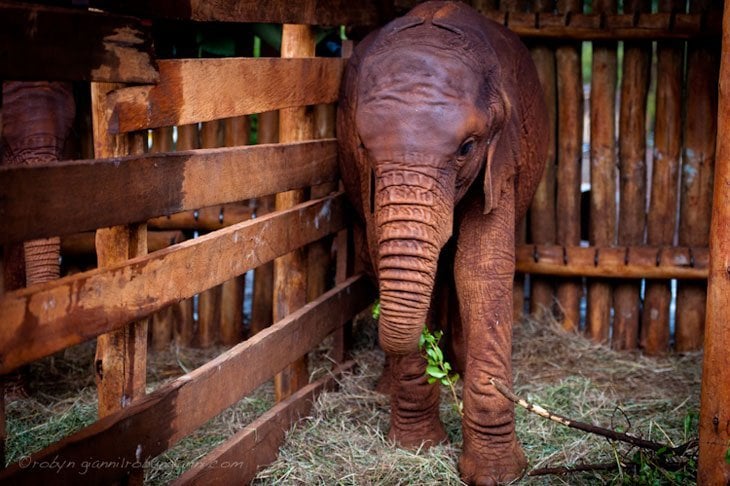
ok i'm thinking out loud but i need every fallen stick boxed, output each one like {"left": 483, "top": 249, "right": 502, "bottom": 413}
{"left": 489, "top": 377, "right": 694, "bottom": 455}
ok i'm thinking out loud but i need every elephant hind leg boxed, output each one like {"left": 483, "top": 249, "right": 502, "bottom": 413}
{"left": 387, "top": 350, "right": 447, "bottom": 448}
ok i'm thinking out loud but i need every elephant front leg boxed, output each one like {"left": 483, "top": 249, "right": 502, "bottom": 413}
{"left": 387, "top": 350, "right": 447, "bottom": 448}
{"left": 454, "top": 186, "right": 527, "bottom": 485}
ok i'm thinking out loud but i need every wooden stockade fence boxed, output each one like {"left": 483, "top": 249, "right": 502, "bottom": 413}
{"left": 1, "top": 0, "right": 729, "bottom": 483}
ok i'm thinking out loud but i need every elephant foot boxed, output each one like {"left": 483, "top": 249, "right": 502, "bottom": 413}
{"left": 458, "top": 439, "right": 527, "bottom": 485}
{"left": 387, "top": 416, "right": 448, "bottom": 449}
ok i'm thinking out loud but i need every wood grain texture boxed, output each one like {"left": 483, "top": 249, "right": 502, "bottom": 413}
{"left": 554, "top": 0, "right": 583, "bottom": 332}
{"left": 108, "top": 58, "right": 344, "bottom": 133}
{"left": 61, "top": 230, "right": 185, "bottom": 255}
{"left": 0, "top": 2, "right": 157, "bottom": 83}
{"left": 147, "top": 204, "right": 253, "bottom": 231}
{"left": 613, "top": 0, "right": 651, "bottom": 351}
{"left": 0, "top": 140, "right": 338, "bottom": 244}
{"left": 90, "top": 0, "right": 387, "bottom": 26}
{"left": 516, "top": 245, "right": 708, "bottom": 280}
{"left": 172, "top": 360, "right": 356, "bottom": 485}
{"left": 0, "top": 194, "right": 347, "bottom": 374}
{"left": 698, "top": 0, "right": 730, "bottom": 479}
{"left": 0, "top": 276, "right": 374, "bottom": 484}
{"left": 587, "top": 0, "right": 618, "bottom": 344}
{"left": 274, "top": 24, "right": 317, "bottom": 403}
{"left": 675, "top": 0, "right": 719, "bottom": 352}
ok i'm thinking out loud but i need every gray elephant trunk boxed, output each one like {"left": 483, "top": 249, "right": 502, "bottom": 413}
{"left": 374, "top": 167, "right": 453, "bottom": 355}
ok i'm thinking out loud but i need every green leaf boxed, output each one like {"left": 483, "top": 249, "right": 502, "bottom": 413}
{"left": 443, "top": 362, "right": 451, "bottom": 372}
{"left": 725, "top": 444, "right": 730, "bottom": 464}
{"left": 426, "top": 365, "right": 447, "bottom": 379}
{"left": 371, "top": 300, "right": 381, "bottom": 320}
{"left": 441, "top": 377, "right": 451, "bottom": 386}
{"left": 427, "top": 376, "right": 437, "bottom": 384}
{"left": 432, "top": 346, "right": 443, "bottom": 363}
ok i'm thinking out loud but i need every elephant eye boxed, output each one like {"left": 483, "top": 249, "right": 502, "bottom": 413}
{"left": 458, "top": 138, "right": 475, "bottom": 158}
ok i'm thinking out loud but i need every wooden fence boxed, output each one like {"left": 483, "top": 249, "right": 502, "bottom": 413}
{"left": 1, "top": 0, "right": 728, "bottom": 483}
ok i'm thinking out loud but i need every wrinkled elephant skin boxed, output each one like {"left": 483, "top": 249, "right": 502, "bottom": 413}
{"left": 337, "top": 2, "right": 548, "bottom": 484}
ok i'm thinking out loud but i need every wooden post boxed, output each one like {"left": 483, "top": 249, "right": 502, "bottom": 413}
{"left": 641, "top": 0, "right": 685, "bottom": 355}
{"left": 150, "top": 126, "right": 175, "bottom": 351}
{"left": 274, "top": 24, "right": 316, "bottom": 402}
{"left": 554, "top": 0, "right": 583, "bottom": 332}
{"left": 197, "top": 120, "right": 223, "bottom": 348}
{"left": 676, "top": 0, "right": 719, "bottom": 352}
{"left": 613, "top": 0, "right": 651, "bottom": 350}
{"left": 219, "top": 116, "right": 250, "bottom": 345}
{"left": 697, "top": 0, "right": 730, "bottom": 480}
{"left": 528, "top": 0, "right": 558, "bottom": 318}
{"left": 173, "top": 123, "right": 198, "bottom": 347}
{"left": 587, "top": 0, "right": 618, "bottom": 343}
{"left": 249, "top": 110, "right": 279, "bottom": 336}
{"left": 91, "top": 83, "right": 148, "bottom": 419}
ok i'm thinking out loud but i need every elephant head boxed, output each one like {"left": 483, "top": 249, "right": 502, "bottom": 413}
{"left": 340, "top": 4, "right": 523, "bottom": 355}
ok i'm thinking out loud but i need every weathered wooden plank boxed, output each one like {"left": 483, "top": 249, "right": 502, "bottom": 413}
{"left": 172, "top": 360, "right": 356, "bottom": 485}
{"left": 61, "top": 230, "right": 185, "bottom": 256}
{"left": 90, "top": 0, "right": 387, "bottom": 26}
{"left": 0, "top": 194, "right": 347, "bottom": 374}
{"left": 0, "top": 276, "right": 374, "bottom": 484}
{"left": 0, "top": 140, "right": 338, "bottom": 244}
{"left": 515, "top": 245, "right": 708, "bottom": 280}
{"left": 0, "top": 2, "right": 157, "bottom": 83}
{"left": 107, "top": 58, "right": 344, "bottom": 133}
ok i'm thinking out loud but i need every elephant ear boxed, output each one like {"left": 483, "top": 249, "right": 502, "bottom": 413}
{"left": 483, "top": 90, "right": 516, "bottom": 215}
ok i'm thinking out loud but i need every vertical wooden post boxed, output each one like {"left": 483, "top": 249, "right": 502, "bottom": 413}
{"left": 219, "top": 116, "right": 250, "bottom": 345}
{"left": 91, "top": 83, "right": 148, "bottom": 419}
{"left": 274, "top": 24, "right": 316, "bottom": 402}
{"left": 528, "top": 0, "right": 558, "bottom": 317}
{"left": 197, "top": 120, "right": 223, "bottom": 348}
{"left": 150, "top": 126, "right": 175, "bottom": 351}
{"left": 697, "top": 0, "right": 730, "bottom": 480}
{"left": 641, "top": 0, "right": 684, "bottom": 355}
{"left": 173, "top": 124, "right": 198, "bottom": 347}
{"left": 249, "top": 110, "right": 279, "bottom": 336}
{"left": 554, "top": 0, "right": 583, "bottom": 332}
{"left": 587, "top": 0, "right": 617, "bottom": 343}
{"left": 676, "top": 0, "right": 719, "bottom": 352}
{"left": 613, "top": 0, "right": 651, "bottom": 351}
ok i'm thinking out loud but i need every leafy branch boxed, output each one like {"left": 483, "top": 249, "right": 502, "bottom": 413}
{"left": 420, "top": 327, "right": 463, "bottom": 417}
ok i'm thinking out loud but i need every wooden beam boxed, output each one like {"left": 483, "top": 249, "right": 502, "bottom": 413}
{"left": 0, "top": 276, "right": 374, "bottom": 485}
{"left": 0, "top": 2, "right": 157, "bottom": 83}
{"left": 478, "top": 11, "right": 722, "bottom": 40}
{"left": 90, "top": 0, "right": 387, "bottom": 26}
{"left": 107, "top": 58, "right": 344, "bottom": 133}
{"left": 0, "top": 194, "right": 347, "bottom": 374}
{"left": 698, "top": 0, "right": 730, "bottom": 479}
{"left": 0, "top": 140, "right": 338, "bottom": 244}
{"left": 172, "top": 360, "right": 356, "bottom": 485}
{"left": 61, "top": 230, "right": 185, "bottom": 256}
{"left": 515, "top": 245, "right": 709, "bottom": 280}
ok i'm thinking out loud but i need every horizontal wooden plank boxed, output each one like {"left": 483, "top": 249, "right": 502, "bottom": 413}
{"left": 516, "top": 244, "right": 709, "bottom": 279}
{"left": 0, "top": 139, "right": 337, "bottom": 244}
{"left": 173, "top": 360, "right": 356, "bottom": 485}
{"left": 108, "top": 58, "right": 344, "bottom": 133}
{"left": 147, "top": 204, "right": 253, "bottom": 231}
{"left": 61, "top": 230, "right": 186, "bottom": 256}
{"left": 0, "top": 276, "right": 374, "bottom": 484}
{"left": 0, "top": 193, "right": 347, "bottom": 373}
{"left": 480, "top": 11, "right": 721, "bottom": 40}
{"left": 90, "top": 0, "right": 386, "bottom": 26}
{"left": 0, "top": 1, "right": 158, "bottom": 83}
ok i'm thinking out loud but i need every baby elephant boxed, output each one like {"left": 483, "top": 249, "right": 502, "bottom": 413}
{"left": 337, "top": 1, "right": 548, "bottom": 484}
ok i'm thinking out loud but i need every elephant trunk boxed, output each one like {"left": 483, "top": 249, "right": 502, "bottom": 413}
{"left": 374, "top": 167, "right": 453, "bottom": 355}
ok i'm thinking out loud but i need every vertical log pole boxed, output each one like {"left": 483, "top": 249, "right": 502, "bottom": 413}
{"left": 173, "top": 124, "right": 199, "bottom": 347}
{"left": 91, "top": 83, "right": 148, "bottom": 421}
{"left": 150, "top": 126, "right": 175, "bottom": 351}
{"left": 554, "top": 0, "right": 584, "bottom": 332}
{"left": 613, "top": 0, "right": 651, "bottom": 350}
{"left": 219, "top": 116, "right": 250, "bottom": 345}
{"left": 698, "top": 0, "right": 730, "bottom": 479}
{"left": 249, "top": 110, "right": 279, "bottom": 336}
{"left": 197, "top": 120, "right": 223, "bottom": 348}
{"left": 676, "top": 0, "right": 719, "bottom": 352}
{"left": 528, "top": 0, "right": 558, "bottom": 317}
{"left": 274, "top": 25, "right": 316, "bottom": 401}
{"left": 641, "top": 0, "right": 684, "bottom": 355}
{"left": 587, "top": 0, "right": 618, "bottom": 343}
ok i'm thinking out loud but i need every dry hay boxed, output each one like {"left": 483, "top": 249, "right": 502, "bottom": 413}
{"left": 254, "top": 314, "right": 702, "bottom": 485}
